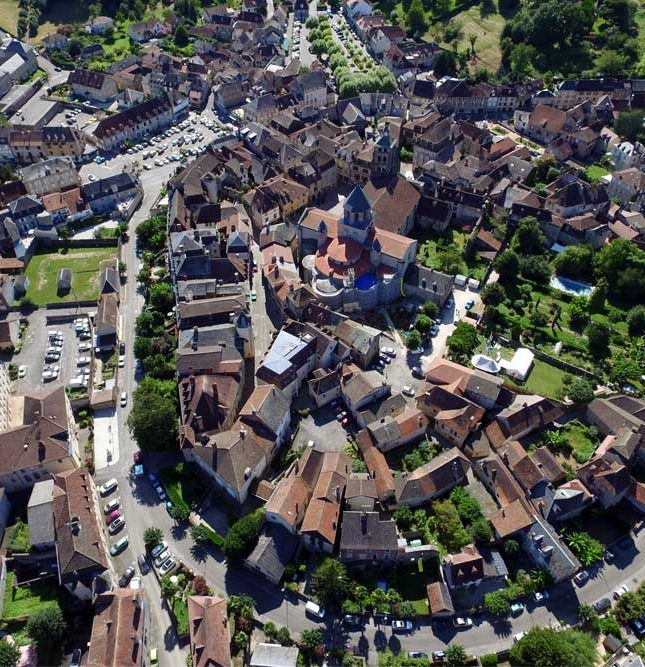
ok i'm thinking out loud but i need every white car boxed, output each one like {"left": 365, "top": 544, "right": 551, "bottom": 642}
{"left": 614, "top": 584, "right": 630, "bottom": 599}
{"left": 159, "top": 557, "right": 176, "bottom": 576}
{"left": 154, "top": 548, "right": 170, "bottom": 568}
{"left": 99, "top": 478, "right": 118, "bottom": 496}
{"left": 118, "top": 355, "right": 125, "bottom": 367}
{"left": 381, "top": 346, "right": 396, "bottom": 357}
{"left": 453, "top": 617, "right": 473, "bottom": 629}
{"left": 77, "top": 356, "right": 91, "bottom": 366}
{"left": 392, "top": 620, "right": 413, "bottom": 632}
{"left": 18, "top": 365, "right": 27, "bottom": 378}
{"left": 150, "top": 541, "right": 168, "bottom": 558}
{"left": 402, "top": 386, "right": 415, "bottom": 397}
{"left": 120, "top": 391, "right": 128, "bottom": 407}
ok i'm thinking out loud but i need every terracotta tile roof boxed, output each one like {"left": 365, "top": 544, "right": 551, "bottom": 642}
{"left": 356, "top": 430, "right": 395, "bottom": 502}
{"left": 427, "top": 581, "right": 454, "bottom": 615}
{"left": 187, "top": 596, "right": 231, "bottom": 667}
{"left": 87, "top": 589, "right": 146, "bottom": 667}
{"left": 490, "top": 499, "right": 534, "bottom": 539}
{"left": 266, "top": 474, "right": 311, "bottom": 529}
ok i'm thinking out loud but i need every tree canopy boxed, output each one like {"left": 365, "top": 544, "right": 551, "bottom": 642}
{"left": 223, "top": 509, "right": 265, "bottom": 563}
{"left": 127, "top": 377, "right": 178, "bottom": 451}
{"left": 513, "top": 627, "right": 597, "bottom": 667}
{"left": 447, "top": 322, "right": 479, "bottom": 361}
{"left": 312, "top": 558, "right": 349, "bottom": 609}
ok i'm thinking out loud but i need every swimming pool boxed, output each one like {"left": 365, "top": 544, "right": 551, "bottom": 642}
{"left": 356, "top": 273, "right": 377, "bottom": 290}
{"left": 550, "top": 275, "right": 593, "bottom": 296}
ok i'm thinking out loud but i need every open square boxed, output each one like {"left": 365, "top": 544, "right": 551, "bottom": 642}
{"left": 24, "top": 247, "right": 118, "bottom": 306}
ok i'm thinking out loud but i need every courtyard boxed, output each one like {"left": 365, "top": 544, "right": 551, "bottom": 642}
{"left": 24, "top": 246, "right": 118, "bottom": 306}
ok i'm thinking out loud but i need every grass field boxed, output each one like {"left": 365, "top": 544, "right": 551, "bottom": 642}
{"left": 584, "top": 164, "right": 611, "bottom": 183}
{"left": 562, "top": 419, "right": 599, "bottom": 464}
{"left": 25, "top": 246, "right": 117, "bottom": 306}
{"left": 434, "top": 4, "right": 507, "bottom": 72}
{"left": 35, "top": 0, "right": 88, "bottom": 41}
{"left": 171, "top": 597, "right": 189, "bottom": 636}
{"left": 0, "top": 0, "right": 19, "bottom": 34}
{"left": 2, "top": 571, "right": 59, "bottom": 621}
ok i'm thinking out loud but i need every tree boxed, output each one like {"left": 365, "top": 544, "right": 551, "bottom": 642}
{"left": 615, "top": 110, "right": 645, "bottom": 143}
{"left": 173, "top": 23, "right": 189, "bottom": 47}
{"left": 484, "top": 590, "right": 512, "bottom": 617}
{"left": 160, "top": 576, "right": 178, "bottom": 598}
{"left": 469, "top": 517, "right": 493, "bottom": 543}
{"left": 512, "top": 216, "right": 546, "bottom": 255}
{"left": 136, "top": 215, "right": 167, "bottom": 253}
{"left": 627, "top": 305, "right": 645, "bottom": 336}
{"left": 127, "top": 377, "right": 178, "bottom": 451}
{"left": 450, "top": 487, "right": 483, "bottom": 524}
{"left": 143, "top": 527, "right": 163, "bottom": 551}
{"left": 394, "top": 505, "right": 414, "bottom": 531}
{"left": 520, "top": 255, "right": 551, "bottom": 284}
{"left": 446, "top": 644, "right": 468, "bottom": 667}
{"left": 568, "top": 296, "right": 589, "bottom": 331}
{"left": 594, "top": 239, "right": 645, "bottom": 306}
{"left": 312, "top": 558, "right": 349, "bottom": 609}
{"left": 578, "top": 603, "right": 600, "bottom": 632}
{"left": 553, "top": 244, "right": 594, "bottom": 281}
{"left": 510, "top": 627, "right": 597, "bottom": 667}
{"left": 567, "top": 378, "right": 595, "bottom": 404}
{"left": 431, "top": 500, "right": 470, "bottom": 553}
{"left": 233, "top": 631, "right": 249, "bottom": 652}
{"left": 407, "top": 329, "right": 422, "bottom": 350}
{"left": 192, "top": 575, "right": 209, "bottom": 595}
{"left": 421, "top": 301, "right": 439, "bottom": 319}
{"left": 588, "top": 278, "right": 607, "bottom": 314}
{"left": 610, "top": 353, "right": 641, "bottom": 386}
{"left": 615, "top": 591, "right": 645, "bottom": 623}
{"left": 407, "top": 0, "right": 428, "bottom": 36}
{"left": 414, "top": 314, "right": 432, "bottom": 334}
{"left": 481, "top": 282, "right": 506, "bottom": 306}
{"left": 148, "top": 282, "right": 174, "bottom": 313}
{"left": 171, "top": 504, "right": 190, "bottom": 523}
{"left": 446, "top": 322, "right": 479, "bottom": 361}
{"left": 190, "top": 524, "right": 210, "bottom": 544}
{"left": 495, "top": 249, "right": 520, "bottom": 284}
{"left": 503, "top": 539, "right": 519, "bottom": 554}
{"left": 586, "top": 321, "right": 611, "bottom": 359}
{"left": 299, "top": 629, "right": 326, "bottom": 660}
{"left": 263, "top": 621, "right": 277, "bottom": 641}
{"left": 229, "top": 594, "right": 254, "bottom": 622}
{"left": 0, "top": 640, "right": 20, "bottom": 667}
{"left": 276, "top": 627, "right": 292, "bottom": 646}
{"left": 27, "top": 607, "right": 66, "bottom": 664}
{"left": 565, "top": 531, "right": 604, "bottom": 566}
{"left": 223, "top": 509, "right": 265, "bottom": 563}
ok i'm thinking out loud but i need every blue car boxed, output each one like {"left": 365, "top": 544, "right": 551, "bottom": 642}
{"left": 94, "top": 155, "right": 106, "bottom": 164}
{"left": 632, "top": 618, "right": 645, "bottom": 638}
{"left": 148, "top": 473, "right": 159, "bottom": 485}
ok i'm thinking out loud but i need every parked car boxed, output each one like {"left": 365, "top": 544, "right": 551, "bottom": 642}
{"left": 632, "top": 618, "right": 645, "bottom": 638}
{"left": 513, "top": 631, "right": 526, "bottom": 644}
{"left": 119, "top": 564, "right": 136, "bottom": 587}
{"left": 379, "top": 354, "right": 391, "bottom": 364}
{"left": 411, "top": 366, "right": 424, "bottom": 378}
{"left": 594, "top": 597, "right": 611, "bottom": 614}
{"left": 120, "top": 391, "right": 128, "bottom": 407}
{"left": 99, "top": 478, "right": 118, "bottom": 496}
{"left": 402, "top": 386, "right": 415, "bottom": 397}
{"left": 392, "top": 620, "right": 413, "bottom": 632}
{"left": 305, "top": 601, "right": 325, "bottom": 619}
{"left": 77, "top": 356, "right": 91, "bottom": 366}
{"left": 430, "top": 324, "right": 440, "bottom": 337}
{"left": 159, "top": 557, "right": 176, "bottom": 576}
{"left": 432, "top": 650, "right": 446, "bottom": 663}
{"left": 150, "top": 541, "right": 168, "bottom": 558}
{"left": 104, "top": 498, "right": 120, "bottom": 514}
{"left": 574, "top": 571, "right": 589, "bottom": 587}
{"left": 511, "top": 602, "right": 525, "bottom": 616}
{"left": 343, "top": 614, "right": 363, "bottom": 627}
{"left": 465, "top": 299, "right": 475, "bottom": 310}
{"left": 380, "top": 346, "right": 396, "bottom": 357}
{"left": 110, "top": 535, "right": 129, "bottom": 556}
{"left": 614, "top": 584, "right": 630, "bottom": 599}
{"left": 154, "top": 549, "right": 171, "bottom": 568}
{"left": 18, "top": 365, "right": 27, "bottom": 378}
{"left": 137, "top": 553, "right": 150, "bottom": 574}
{"left": 453, "top": 617, "right": 473, "bottom": 629}
{"left": 70, "top": 649, "right": 82, "bottom": 667}
{"left": 408, "top": 652, "right": 428, "bottom": 659}
{"left": 106, "top": 509, "right": 121, "bottom": 524}
{"left": 130, "top": 576, "right": 142, "bottom": 590}
{"left": 108, "top": 516, "right": 125, "bottom": 534}
{"left": 533, "top": 591, "right": 549, "bottom": 604}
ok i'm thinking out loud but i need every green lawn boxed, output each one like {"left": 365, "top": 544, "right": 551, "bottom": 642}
{"left": 171, "top": 597, "right": 189, "bottom": 636}
{"left": 562, "top": 419, "right": 599, "bottom": 464}
{"left": 35, "top": 0, "right": 89, "bottom": 42}
{"left": 24, "top": 247, "right": 117, "bottom": 306}
{"left": 393, "top": 561, "right": 435, "bottom": 616}
{"left": 584, "top": 164, "right": 611, "bottom": 183}
{"left": 6, "top": 521, "right": 29, "bottom": 554}
{"left": 0, "top": 620, "right": 31, "bottom": 646}
{"left": 2, "top": 571, "right": 59, "bottom": 621}
{"left": 416, "top": 228, "right": 488, "bottom": 281}
{"left": 159, "top": 463, "right": 205, "bottom": 513}
{"left": 523, "top": 358, "right": 571, "bottom": 399}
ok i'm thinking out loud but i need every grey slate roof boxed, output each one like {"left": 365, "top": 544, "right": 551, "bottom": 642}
{"left": 245, "top": 523, "right": 298, "bottom": 583}
{"left": 27, "top": 479, "right": 55, "bottom": 547}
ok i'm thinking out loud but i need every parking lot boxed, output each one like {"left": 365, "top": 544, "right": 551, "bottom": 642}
{"left": 12, "top": 312, "right": 91, "bottom": 393}
{"left": 293, "top": 401, "right": 353, "bottom": 453}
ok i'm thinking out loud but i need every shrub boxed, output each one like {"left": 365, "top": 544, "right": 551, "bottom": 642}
{"left": 480, "top": 654, "right": 498, "bottom": 667}
{"left": 223, "top": 509, "right": 265, "bottom": 562}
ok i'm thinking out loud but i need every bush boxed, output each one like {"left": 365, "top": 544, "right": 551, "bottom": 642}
{"left": 223, "top": 509, "right": 265, "bottom": 563}
{"left": 480, "top": 654, "right": 498, "bottom": 667}
{"left": 567, "top": 378, "right": 595, "bottom": 404}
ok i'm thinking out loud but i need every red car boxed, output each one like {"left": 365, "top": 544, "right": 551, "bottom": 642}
{"left": 106, "top": 509, "right": 121, "bottom": 524}
{"left": 133, "top": 450, "right": 143, "bottom": 465}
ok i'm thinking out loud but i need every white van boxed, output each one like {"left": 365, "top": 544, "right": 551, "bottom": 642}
{"left": 305, "top": 601, "right": 325, "bottom": 619}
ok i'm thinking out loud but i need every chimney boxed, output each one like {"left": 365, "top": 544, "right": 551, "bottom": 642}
{"left": 360, "top": 510, "right": 368, "bottom": 534}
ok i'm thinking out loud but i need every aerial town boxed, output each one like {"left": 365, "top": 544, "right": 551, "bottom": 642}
{"left": 0, "top": 0, "right": 642, "bottom": 664}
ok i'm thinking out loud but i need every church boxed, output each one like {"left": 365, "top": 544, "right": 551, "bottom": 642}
{"left": 297, "top": 184, "right": 417, "bottom": 313}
